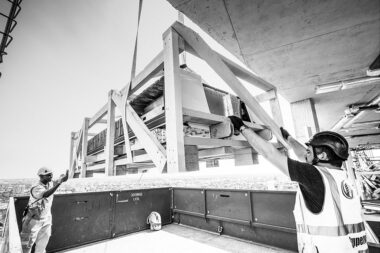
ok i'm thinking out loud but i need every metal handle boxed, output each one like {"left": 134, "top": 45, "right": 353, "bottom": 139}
{"left": 74, "top": 216, "right": 88, "bottom": 221}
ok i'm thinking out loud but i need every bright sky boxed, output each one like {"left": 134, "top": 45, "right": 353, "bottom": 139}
{"left": 0, "top": 0, "right": 294, "bottom": 179}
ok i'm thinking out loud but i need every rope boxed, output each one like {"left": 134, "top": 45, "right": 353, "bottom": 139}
{"left": 130, "top": 0, "right": 143, "bottom": 80}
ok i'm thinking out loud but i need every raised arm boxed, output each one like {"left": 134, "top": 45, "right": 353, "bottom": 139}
{"left": 280, "top": 127, "right": 307, "bottom": 162}
{"left": 229, "top": 116, "right": 289, "bottom": 177}
{"left": 42, "top": 170, "right": 69, "bottom": 198}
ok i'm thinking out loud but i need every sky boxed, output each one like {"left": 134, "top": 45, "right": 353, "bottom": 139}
{"left": 0, "top": 0, "right": 294, "bottom": 179}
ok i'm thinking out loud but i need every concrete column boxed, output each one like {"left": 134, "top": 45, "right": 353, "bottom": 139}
{"left": 290, "top": 98, "right": 320, "bottom": 143}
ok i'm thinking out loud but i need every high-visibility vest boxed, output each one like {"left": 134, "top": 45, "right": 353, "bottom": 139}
{"left": 293, "top": 165, "right": 368, "bottom": 253}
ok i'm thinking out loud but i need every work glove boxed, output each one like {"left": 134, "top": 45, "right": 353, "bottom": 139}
{"left": 280, "top": 127, "right": 290, "bottom": 141}
{"left": 228, "top": 116, "right": 245, "bottom": 133}
{"left": 58, "top": 170, "right": 69, "bottom": 184}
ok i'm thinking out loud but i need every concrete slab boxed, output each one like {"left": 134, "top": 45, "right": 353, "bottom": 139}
{"left": 59, "top": 224, "right": 294, "bottom": 253}
{"left": 167, "top": 0, "right": 380, "bottom": 146}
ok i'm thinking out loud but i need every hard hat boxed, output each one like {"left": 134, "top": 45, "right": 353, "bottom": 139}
{"left": 306, "top": 131, "right": 349, "bottom": 160}
{"left": 37, "top": 167, "right": 53, "bottom": 176}
{"left": 147, "top": 211, "right": 161, "bottom": 231}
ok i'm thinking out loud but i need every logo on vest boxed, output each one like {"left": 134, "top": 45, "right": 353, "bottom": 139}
{"left": 349, "top": 235, "right": 367, "bottom": 248}
{"left": 341, "top": 180, "right": 353, "bottom": 199}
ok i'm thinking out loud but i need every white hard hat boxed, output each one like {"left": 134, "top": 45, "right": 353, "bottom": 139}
{"left": 37, "top": 167, "right": 53, "bottom": 176}
{"left": 147, "top": 211, "right": 162, "bottom": 231}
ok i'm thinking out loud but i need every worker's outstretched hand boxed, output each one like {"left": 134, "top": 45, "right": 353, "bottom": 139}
{"left": 228, "top": 116, "right": 245, "bottom": 133}
{"left": 280, "top": 127, "right": 290, "bottom": 141}
{"left": 58, "top": 170, "right": 69, "bottom": 184}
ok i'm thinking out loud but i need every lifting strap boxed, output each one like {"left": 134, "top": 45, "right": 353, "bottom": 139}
{"left": 130, "top": 0, "right": 143, "bottom": 80}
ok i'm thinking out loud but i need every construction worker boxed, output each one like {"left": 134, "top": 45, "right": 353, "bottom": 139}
{"left": 228, "top": 116, "right": 368, "bottom": 253}
{"left": 20, "top": 167, "right": 68, "bottom": 253}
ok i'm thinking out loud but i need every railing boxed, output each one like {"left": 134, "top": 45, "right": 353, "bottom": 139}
{"left": 0, "top": 197, "right": 22, "bottom": 253}
{"left": 172, "top": 188, "right": 298, "bottom": 251}
{"left": 0, "top": 0, "right": 22, "bottom": 64}
{"left": 10, "top": 187, "right": 380, "bottom": 252}
{"left": 14, "top": 188, "right": 172, "bottom": 252}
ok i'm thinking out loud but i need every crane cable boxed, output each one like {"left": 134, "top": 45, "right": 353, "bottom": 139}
{"left": 130, "top": 0, "right": 143, "bottom": 80}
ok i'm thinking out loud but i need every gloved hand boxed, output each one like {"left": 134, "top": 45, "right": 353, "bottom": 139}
{"left": 58, "top": 170, "right": 69, "bottom": 184}
{"left": 280, "top": 127, "right": 290, "bottom": 140}
{"left": 228, "top": 116, "right": 245, "bottom": 133}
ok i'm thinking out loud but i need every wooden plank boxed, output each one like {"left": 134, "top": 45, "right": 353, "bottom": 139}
{"left": 185, "top": 145, "right": 199, "bottom": 171}
{"left": 184, "top": 137, "right": 251, "bottom": 148}
{"left": 290, "top": 98, "right": 320, "bottom": 143}
{"left": 125, "top": 103, "right": 167, "bottom": 171}
{"left": 255, "top": 89, "right": 276, "bottom": 103}
{"left": 114, "top": 154, "right": 153, "bottom": 164}
{"left": 133, "top": 153, "right": 152, "bottom": 163}
{"left": 198, "top": 147, "right": 233, "bottom": 159}
{"left": 74, "top": 128, "right": 83, "bottom": 156}
{"left": 183, "top": 40, "right": 275, "bottom": 92}
{"left": 163, "top": 28, "right": 186, "bottom": 173}
{"left": 217, "top": 52, "right": 275, "bottom": 91}
{"left": 121, "top": 93, "right": 133, "bottom": 164}
{"left": 69, "top": 128, "right": 83, "bottom": 178}
{"left": 85, "top": 154, "right": 100, "bottom": 164}
{"left": 206, "top": 159, "right": 220, "bottom": 168}
{"left": 180, "top": 69, "right": 211, "bottom": 113}
{"left": 183, "top": 107, "right": 226, "bottom": 125}
{"left": 85, "top": 146, "right": 124, "bottom": 164}
{"left": 144, "top": 96, "right": 164, "bottom": 113}
{"left": 210, "top": 121, "right": 233, "bottom": 138}
{"left": 86, "top": 163, "right": 105, "bottom": 172}
{"left": 105, "top": 91, "right": 116, "bottom": 176}
{"left": 114, "top": 157, "right": 154, "bottom": 167}
{"left": 172, "top": 22, "right": 289, "bottom": 149}
{"left": 234, "top": 148, "right": 259, "bottom": 166}
{"left": 112, "top": 90, "right": 133, "bottom": 163}
{"left": 69, "top": 132, "right": 75, "bottom": 170}
{"left": 183, "top": 107, "right": 266, "bottom": 130}
{"left": 129, "top": 51, "right": 164, "bottom": 96}
{"left": 89, "top": 104, "right": 108, "bottom": 128}
{"left": 269, "top": 90, "right": 284, "bottom": 126}
{"left": 80, "top": 118, "right": 89, "bottom": 178}
{"left": 346, "top": 134, "right": 380, "bottom": 148}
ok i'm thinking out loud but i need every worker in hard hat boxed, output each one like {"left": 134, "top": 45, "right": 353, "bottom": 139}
{"left": 20, "top": 167, "right": 68, "bottom": 253}
{"left": 228, "top": 116, "right": 368, "bottom": 253}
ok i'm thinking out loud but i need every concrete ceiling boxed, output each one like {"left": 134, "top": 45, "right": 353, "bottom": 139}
{"left": 167, "top": 0, "right": 380, "bottom": 147}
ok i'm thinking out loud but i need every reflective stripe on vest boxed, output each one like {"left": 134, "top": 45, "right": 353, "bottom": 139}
{"left": 296, "top": 221, "right": 365, "bottom": 236}
{"left": 294, "top": 166, "right": 368, "bottom": 252}
{"left": 318, "top": 167, "right": 345, "bottom": 227}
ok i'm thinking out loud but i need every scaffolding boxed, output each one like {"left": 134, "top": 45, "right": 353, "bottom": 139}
{"left": 0, "top": 0, "right": 22, "bottom": 66}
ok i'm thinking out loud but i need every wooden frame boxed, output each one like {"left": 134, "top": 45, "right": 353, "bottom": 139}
{"left": 105, "top": 91, "right": 116, "bottom": 176}
{"left": 70, "top": 22, "right": 288, "bottom": 176}
{"left": 80, "top": 118, "right": 89, "bottom": 178}
{"left": 163, "top": 28, "right": 186, "bottom": 173}
{"left": 171, "top": 22, "right": 289, "bottom": 149}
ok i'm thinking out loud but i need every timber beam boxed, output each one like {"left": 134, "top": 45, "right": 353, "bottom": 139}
{"left": 89, "top": 104, "right": 108, "bottom": 128}
{"left": 172, "top": 21, "right": 288, "bottom": 149}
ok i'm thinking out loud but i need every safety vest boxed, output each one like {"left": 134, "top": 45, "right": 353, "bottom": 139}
{"left": 293, "top": 165, "right": 368, "bottom": 253}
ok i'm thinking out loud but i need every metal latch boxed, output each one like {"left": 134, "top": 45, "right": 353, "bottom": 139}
{"left": 74, "top": 216, "right": 88, "bottom": 221}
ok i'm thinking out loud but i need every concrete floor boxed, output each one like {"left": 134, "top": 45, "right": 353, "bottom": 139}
{"left": 59, "top": 224, "right": 295, "bottom": 253}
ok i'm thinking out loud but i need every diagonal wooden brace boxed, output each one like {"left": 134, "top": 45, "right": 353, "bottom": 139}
{"left": 69, "top": 128, "right": 83, "bottom": 178}
{"left": 111, "top": 90, "right": 133, "bottom": 163}
{"left": 172, "top": 21, "right": 289, "bottom": 149}
{"left": 125, "top": 102, "right": 167, "bottom": 172}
